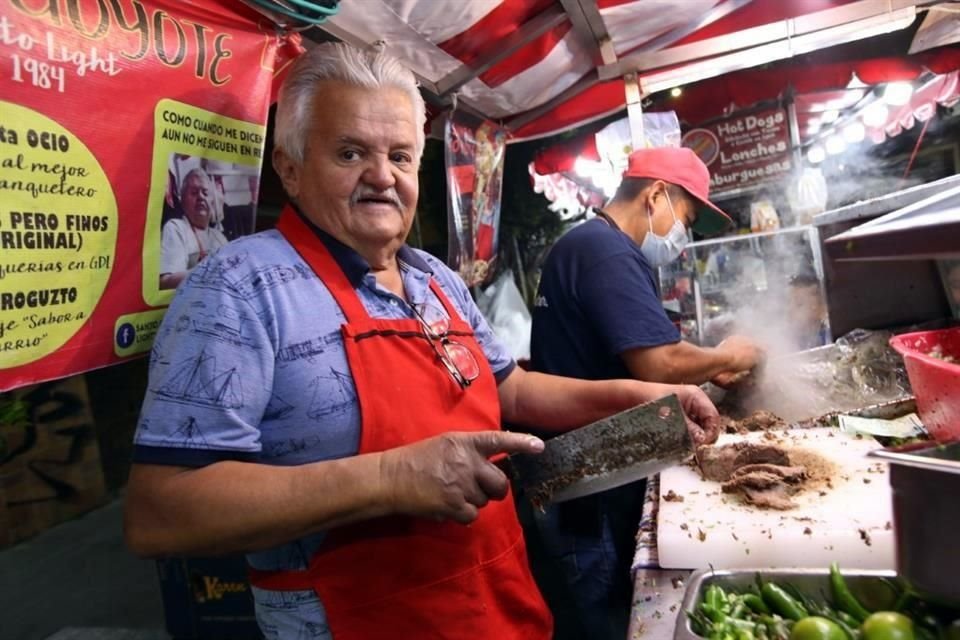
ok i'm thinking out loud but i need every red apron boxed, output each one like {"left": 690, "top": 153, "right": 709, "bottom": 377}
{"left": 248, "top": 208, "right": 551, "bottom": 640}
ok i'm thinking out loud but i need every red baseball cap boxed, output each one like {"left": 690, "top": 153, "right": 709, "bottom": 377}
{"left": 623, "top": 147, "right": 733, "bottom": 236}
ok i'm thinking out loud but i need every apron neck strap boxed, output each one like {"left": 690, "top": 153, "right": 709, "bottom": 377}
{"left": 276, "top": 205, "right": 368, "bottom": 323}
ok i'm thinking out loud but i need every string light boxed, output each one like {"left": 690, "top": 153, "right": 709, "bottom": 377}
{"left": 825, "top": 135, "right": 847, "bottom": 155}
{"left": 843, "top": 121, "right": 866, "bottom": 143}
{"left": 863, "top": 102, "right": 889, "bottom": 127}
{"left": 882, "top": 82, "right": 913, "bottom": 106}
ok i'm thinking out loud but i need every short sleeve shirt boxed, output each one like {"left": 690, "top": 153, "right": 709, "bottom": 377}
{"left": 530, "top": 216, "right": 680, "bottom": 381}
{"left": 133, "top": 217, "right": 515, "bottom": 638}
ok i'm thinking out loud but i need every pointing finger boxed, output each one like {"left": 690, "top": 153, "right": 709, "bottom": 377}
{"left": 470, "top": 431, "right": 544, "bottom": 458}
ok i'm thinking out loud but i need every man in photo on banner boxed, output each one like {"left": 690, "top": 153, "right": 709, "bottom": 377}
{"left": 124, "top": 42, "right": 720, "bottom": 640}
{"left": 159, "top": 167, "right": 229, "bottom": 290}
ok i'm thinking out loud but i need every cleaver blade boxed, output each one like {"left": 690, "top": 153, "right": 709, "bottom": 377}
{"left": 504, "top": 395, "right": 693, "bottom": 506}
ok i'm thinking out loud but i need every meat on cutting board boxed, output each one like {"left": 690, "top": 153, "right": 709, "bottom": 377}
{"left": 719, "top": 409, "right": 786, "bottom": 434}
{"left": 696, "top": 442, "right": 791, "bottom": 482}
{"left": 721, "top": 463, "right": 808, "bottom": 510}
{"left": 695, "top": 440, "right": 818, "bottom": 510}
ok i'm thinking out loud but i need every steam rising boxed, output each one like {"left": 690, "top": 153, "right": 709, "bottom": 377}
{"left": 701, "top": 228, "right": 908, "bottom": 422}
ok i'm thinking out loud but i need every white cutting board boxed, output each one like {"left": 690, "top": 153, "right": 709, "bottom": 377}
{"left": 657, "top": 428, "right": 895, "bottom": 570}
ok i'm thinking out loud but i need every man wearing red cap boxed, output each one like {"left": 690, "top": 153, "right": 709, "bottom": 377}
{"left": 527, "top": 146, "right": 764, "bottom": 639}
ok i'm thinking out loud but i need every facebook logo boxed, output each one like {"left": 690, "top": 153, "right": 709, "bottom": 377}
{"left": 116, "top": 323, "right": 136, "bottom": 349}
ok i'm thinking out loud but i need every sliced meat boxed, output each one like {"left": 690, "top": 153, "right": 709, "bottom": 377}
{"left": 722, "top": 470, "right": 786, "bottom": 492}
{"left": 720, "top": 410, "right": 786, "bottom": 434}
{"left": 696, "top": 442, "right": 792, "bottom": 482}
{"left": 696, "top": 442, "right": 748, "bottom": 481}
{"left": 722, "top": 470, "right": 802, "bottom": 510}
{"left": 740, "top": 486, "right": 797, "bottom": 510}
{"left": 729, "top": 463, "right": 807, "bottom": 484}
{"left": 739, "top": 410, "right": 785, "bottom": 431}
{"left": 732, "top": 443, "right": 790, "bottom": 469}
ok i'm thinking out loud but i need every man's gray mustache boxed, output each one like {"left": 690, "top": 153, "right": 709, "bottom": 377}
{"left": 351, "top": 187, "right": 402, "bottom": 209}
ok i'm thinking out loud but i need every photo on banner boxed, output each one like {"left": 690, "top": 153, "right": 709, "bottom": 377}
{"left": 142, "top": 99, "right": 264, "bottom": 302}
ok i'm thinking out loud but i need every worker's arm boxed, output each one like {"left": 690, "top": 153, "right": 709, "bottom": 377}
{"left": 124, "top": 430, "right": 544, "bottom": 557}
{"left": 621, "top": 335, "right": 762, "bottom": 386}
{"left": 497, "top": 367, "right": 719, "bottom": 444}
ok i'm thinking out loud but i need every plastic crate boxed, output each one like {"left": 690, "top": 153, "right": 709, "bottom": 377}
{"left": 889, "top": 327, "right": 960, "bottom": 443}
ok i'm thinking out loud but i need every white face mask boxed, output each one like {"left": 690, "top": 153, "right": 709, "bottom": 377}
{"left": 640, "top": 190, "right": 689, "bottom": 267}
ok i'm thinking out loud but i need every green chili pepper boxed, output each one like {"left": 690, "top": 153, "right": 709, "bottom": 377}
{"left": 829, "top": 562, "right": 871, "bottom": 623}
{"left": 745, "top": 594, "right": 773, "bottom": 615}
{"left": 707, "top": 584, "right": 725, "bottom": 610}
{"left": 762, "top": 582, "right": 810, "bottom": 622}
{"left": 702, "top": 603, "right": 728, "bottom": 624}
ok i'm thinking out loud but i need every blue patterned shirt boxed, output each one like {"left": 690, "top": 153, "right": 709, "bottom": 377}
{"left": 133, "top": 219, "right": 515, "bottom": 639}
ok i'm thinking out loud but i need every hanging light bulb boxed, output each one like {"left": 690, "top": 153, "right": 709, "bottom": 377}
{"left": 670, "top": 87, "right": 682, "bottom": 98}
{"left": 807, "top": 145, "right": 825, "bottom": 164}
{"left": 843, "top": 121, "right": 866, "bottom": 143}
{"left": 574, "top": 157, "right": 601, "bottom": 178}
{"left": 821, "top": 109, "right": 839, "bottom": 124}
{"left": 863, "top": 101, "right": 889, "bottom": 127}
{"left": 825, "top": 135, "right": 847, "bottom": 155}
{"left": 882, "top": 82, "right": 913, "bottom": 106}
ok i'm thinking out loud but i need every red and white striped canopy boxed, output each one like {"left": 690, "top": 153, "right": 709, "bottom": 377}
{"left": 310, "top": 0, "right": 935, "bottom": 140}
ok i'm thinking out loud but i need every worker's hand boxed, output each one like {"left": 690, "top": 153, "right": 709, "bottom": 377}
{"left": 672, "top": 384, "right": 721, "bottom": 445}
{"left": 711, "top": 335, "right": 765, "bottom": 388}
{"left": 379, "top": 431, "right": 544, "bottom": 525}
{"left": 717, "top": 334, "right": 765, "bottom": 371}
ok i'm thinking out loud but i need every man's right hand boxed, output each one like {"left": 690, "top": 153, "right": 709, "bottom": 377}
{"left": 711, "top": 335, "right": 765, "bottom": 388}
{"left": 379, "top": 431, "right": 545, "bottom": 525}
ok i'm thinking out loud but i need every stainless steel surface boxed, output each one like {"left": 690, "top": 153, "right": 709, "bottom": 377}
{"left": 818, "top": 208, "right": 950, "bottom": 338}
{"left": 814, "top": 174, "right": 960, "bottom": 226}
{"left": 825, "top": 183, "right": 960, "bottom": 262}
{"left": 674, "top": 569, "right": 901, "bottom": 640}
{"left": 507, "top": 395, "right": 691, "bottom": 505}
{"left": 872, "top": 442, "right": 960, "bottom": 604}
{"left": 714, "top": 335, "right": 913, "bottom": 424}
{"left": 870, "top": 441, "right": 960, "bottom": 473}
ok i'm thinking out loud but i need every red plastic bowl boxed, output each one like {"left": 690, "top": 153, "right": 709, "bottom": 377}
{"left": 889, "top": 327, "right": 960, "bottom": 443}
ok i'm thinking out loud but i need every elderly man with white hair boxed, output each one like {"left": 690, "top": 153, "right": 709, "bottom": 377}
{"left": 159, "top": 167, "right": 228, "bottom": 289}
{"left": 125, "top": 42, "right": 720, "bottom": 639}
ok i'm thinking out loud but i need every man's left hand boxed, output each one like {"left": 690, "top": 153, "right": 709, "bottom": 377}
{"left": 672, "top": 384, "right": 720, "bottom": 445}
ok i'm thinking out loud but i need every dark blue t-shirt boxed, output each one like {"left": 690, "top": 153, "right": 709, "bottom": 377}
{"left": 530, "top": 216, "right": 680, "bottom": 381}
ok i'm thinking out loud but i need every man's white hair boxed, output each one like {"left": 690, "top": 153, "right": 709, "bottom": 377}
{"left": 180, "top": 167, "right": 212, "bottom": 201}
{"left": 274, "top": 42, "right": 426, "bottom": 166}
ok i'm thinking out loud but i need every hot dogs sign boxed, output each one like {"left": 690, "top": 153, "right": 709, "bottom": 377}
{"left": 682, "top": 108, "right": 793, "bottom": 194}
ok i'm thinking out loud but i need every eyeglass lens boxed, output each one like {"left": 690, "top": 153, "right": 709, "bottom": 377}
{"left": 412, "top": 302, "right": 480, "bottom": 386}
{"left": 443, "top": 340, "right": 480, "bottom": 381}
{"left": 417, "top": 303, "right": 450, "bottom": 337}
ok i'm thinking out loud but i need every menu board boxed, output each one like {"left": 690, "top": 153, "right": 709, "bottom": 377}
{"left": 0, "top": 0, "right": 295, "bottom": 391}
{"left": 682, "top": 107, "right": 793, "bottom": 194}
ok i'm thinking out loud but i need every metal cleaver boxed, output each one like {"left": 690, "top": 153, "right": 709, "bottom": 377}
{"left": 501, "top": 394, "right": 692, "bottom": 506}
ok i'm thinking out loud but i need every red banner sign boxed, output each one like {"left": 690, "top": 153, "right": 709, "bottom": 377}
{"left": 682, "top": 107, "right": 793, "bottom": 194}
{"left": 0, "top": 0, "right": 290, "bottom": 391}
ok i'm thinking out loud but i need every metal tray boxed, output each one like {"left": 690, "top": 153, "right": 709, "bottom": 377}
{"left": 674, "top": 568, "right": 901, "bottom": 640}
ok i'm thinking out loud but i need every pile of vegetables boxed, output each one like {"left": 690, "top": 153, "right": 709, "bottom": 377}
{"left": 688, "top": 563, "right": 960, "bottom": 640}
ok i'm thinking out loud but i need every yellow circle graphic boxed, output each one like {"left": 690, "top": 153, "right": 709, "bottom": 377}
{"left": 0, "top": 101, "right": 118, "bottom": 368}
